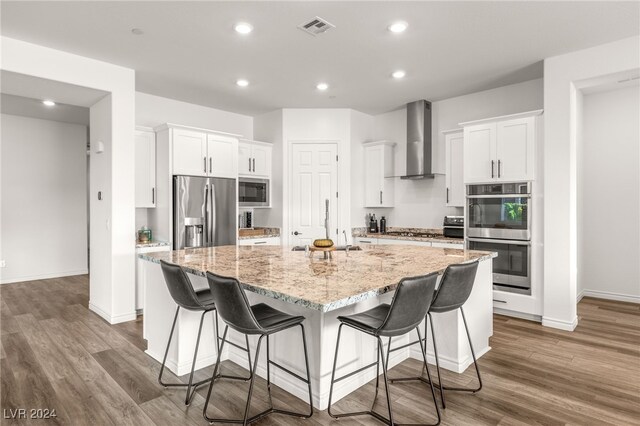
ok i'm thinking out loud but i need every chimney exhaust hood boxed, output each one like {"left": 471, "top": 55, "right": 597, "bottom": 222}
{"left": 401, "top": 100, "right": 435, "bottom": 179}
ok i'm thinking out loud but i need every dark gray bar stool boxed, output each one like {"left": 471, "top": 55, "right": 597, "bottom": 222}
{"left": 158, "top": 261, "right": 250, "bottom": 406}
{"left": 390, "top": 261, "right": 481, "bottom": 409}
{"left": 203, "top": 271, "right": 313, "bottom": 425}
{"left": 327, "top": 273, "right": 441, "bottom": 426}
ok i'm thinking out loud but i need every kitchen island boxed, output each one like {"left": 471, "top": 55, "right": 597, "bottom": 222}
{"left": 139, "top": 244, "right": 496, "bottom": 409}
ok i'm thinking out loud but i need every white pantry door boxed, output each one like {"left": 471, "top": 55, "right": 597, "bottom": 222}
{"left": 290, "top": 143, "right": 339, "bottom": 246}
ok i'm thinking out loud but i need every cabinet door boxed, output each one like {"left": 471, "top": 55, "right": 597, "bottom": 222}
{"left": 464, "top": 124, "right": 496, "bottom": 183}
{"left": 238, "top": 142, "right": 253, "bottom": 176}
{"left": 135, "top": 130, "right": 156, "bottom": 208}
{"left": 172, "top": 129, "right": 208, "bottom": 176}
{"left": 252, "top": 144, "right": 271, "bottom": 178}
{"left": 445, "top": 131, "right": 465, "bottom": 207}
{"left": 208, "top": 135, "right": 237, "bottom": 178}
{"left": 496, "top": 117, "right": 535, "bottom": 181}
{"left": 364, "top": 145, "right": 383, "bottom": 207}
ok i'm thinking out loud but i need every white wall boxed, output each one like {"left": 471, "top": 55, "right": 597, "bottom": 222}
{"left": 578, "top": 85, "right": 640, "bottom": 302}
{"left": 543, "top": 35, "right": 639, "bottom": 331}
{"left": 367, "top": 78, "right": 543, "bottom": 228}
{"left": 2, "top": 36, "right": 137, "bottom": 324}
{"left": 136, "top": 92, "right": 253, "bottom": 139}
{"left": 0, "top": 114, "right": 87, "bottom": 283}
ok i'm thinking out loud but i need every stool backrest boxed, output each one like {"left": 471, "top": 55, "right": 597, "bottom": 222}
{"left": 160, "top": 260, "right": 208, "bottom": 310}
{"left": 430, "top": 261, "right": 479, "bottom": 312}
{"left": 205, "top": 271, "right": 261, "bottom": 334}
{"left": 378, "top": 272, "right": 438, "bottom": 337}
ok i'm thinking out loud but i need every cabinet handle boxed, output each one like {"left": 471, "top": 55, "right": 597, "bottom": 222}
{"left": 252, "top": 158, "right": 255, "bottom": 172}
{"left": 498, "top": 160, "right": 502, "bottom": 178}
{"left": 204, "top": 157, "right": 207, "bottom": 173}
{"left": 209, "top": 157, "right": 212, "bottom": 174}
{"left": 446, "top": 188, "right": 449, "bottom": 204}
{"left": 493, "top": 299, "right": 507, "bottom": 304}
{"left": 380, "top": 191, "right": 383, "bottom": 204}
{"left": 249, "top": 158, "right": 252, "bottom": 172}
{"left": 360, "top": 240, "right": 372, "bottom": 244}
{"left": 491, "top": 160, "right": 495, "bottom": 178}
{"left": 152, "top": 188, "right": 155, "bottom": 204}
{"left": 254, "top": 241, "right": 267, "bottom": 245}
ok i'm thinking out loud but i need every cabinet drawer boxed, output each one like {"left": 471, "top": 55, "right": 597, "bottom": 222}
{"left": 430, "top": 241, "right": 464, "bottom": 249}
{"left": 238, "top": 237, "right": 280, "bottom": 246}
{"left": 354, "top": 237, "right": 378, "bottom": 245}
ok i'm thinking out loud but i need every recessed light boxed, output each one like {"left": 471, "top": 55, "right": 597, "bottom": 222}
{"left": 388, "top": 21, "right": 408, "bottom": 33}
{"left": 234, "top": 22, "right": 253, "bottom": 34}
{"left": 316, "top": 82, "right": 329, "bottom": 91}
{"left": 131, "top": 28, "right": 144, "bottom": 35}
{"left": 236, "top": 79, "right": 249, "bottom": 87}
{"left": 392, "top": 70, "right": 406, "bottom": 79}
{"left": 42, "top": 100, "right": 56, "bottom": 107}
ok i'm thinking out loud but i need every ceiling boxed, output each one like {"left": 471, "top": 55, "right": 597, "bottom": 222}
{"left": 0, "top": 93, "right": 90, "bottom": 126}
{"left": 1, "top": 1, "right": 638, "bottom": 116}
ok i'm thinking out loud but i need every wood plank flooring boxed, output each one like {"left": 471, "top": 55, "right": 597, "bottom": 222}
{"left": 1, "top": 275, "right": 639, "bottom": 425}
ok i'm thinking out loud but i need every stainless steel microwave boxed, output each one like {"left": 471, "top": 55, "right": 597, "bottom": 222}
{"left": 239, "top": 177, "right": 269, "bottom": 207}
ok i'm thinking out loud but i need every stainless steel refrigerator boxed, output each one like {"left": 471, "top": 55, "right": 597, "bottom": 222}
{"left": 173, "top": 175, "right": 236, "bottom": 250}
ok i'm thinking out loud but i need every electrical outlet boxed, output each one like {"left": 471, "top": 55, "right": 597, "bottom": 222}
{"left": 0, "top": 260, "right": 5, "bottom": 268}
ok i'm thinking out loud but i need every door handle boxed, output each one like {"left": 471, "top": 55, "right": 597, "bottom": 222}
{"left": 498, "top": 160, "right": 501, "bottom": 178}
{"left": 252, "top": 158, "right": 255, "bottom": 172}
{"left": 249, "top": 158, "right": 252, "bottom": 172}
{"left": 204, "top": 157, "right": 207, "bottom": 173}
{"left": 491, "top": 160, "right": 495, "bottom": 179}
{"left": 152, "top": 187, "right": 155, "bottom": 204}
{"left": 446, "top": 188, "right": 449, "bottom": 204}
{"left": 380, "top": 191, "right": 383, "bottom": 204}
{"left": 293, "top": 231, "right": 301, "bottom": 236}
{"left": 209, "top": 157, "right": 212, "bottom": 174}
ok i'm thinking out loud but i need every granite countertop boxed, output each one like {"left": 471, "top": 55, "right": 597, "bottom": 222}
{"left": 237, "top": 227, "right": 281, "bottom": 240}
{"left": 136, "top": 240, "right": 171, "bottom": 249}
{"left": 139, "top": 245, "right": 495, "bottom": 312}
{"left": 352, "top": 227, "right": 464, "bottom": 245}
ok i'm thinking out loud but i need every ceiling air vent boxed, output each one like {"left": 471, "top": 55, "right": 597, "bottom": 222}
{"left": 298, "top": 16, "right": 335, "bottom": 36}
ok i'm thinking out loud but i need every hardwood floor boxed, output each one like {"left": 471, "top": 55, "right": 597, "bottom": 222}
{"left": 1, "top": 275, "right": 639, "bottom": 425}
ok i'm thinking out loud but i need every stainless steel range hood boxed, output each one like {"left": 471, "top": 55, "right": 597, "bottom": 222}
{"left": 401, "top": 100, "right": 434, "bottom": 179}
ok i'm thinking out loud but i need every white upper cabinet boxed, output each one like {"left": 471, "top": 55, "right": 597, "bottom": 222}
{"left": 208, "top": 135, "right": 238, "bottom": 178}
{"left": 461, "top": 110, "right": 541, "bottom": 184}
{"left": 444, "top": 129, "right": 465, "bottom": 207}
{"left": 172, "top": 128, "right": 208, "bottom": 176}
{"left": 363, "top": 141, "right": 395, "bottom": 208}
{"left": 135, "top": 127, "right": 156, "bottom": 208}
{"left": 164, "top": 125, "right": 239, "bottom": 178}
{"left": 238, "top": 140, "right": 272, "bottom": 178}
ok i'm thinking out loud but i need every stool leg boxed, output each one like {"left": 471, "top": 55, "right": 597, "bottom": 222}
{"left": 158, "top": 306, "right": 180, "bottom": 388}
{"left": 417, "top": 327, "right": 441, "bottom": 425}
{"left": 243, "top": 335, "right": 264, "bottom": 425}
{"left": 185, "top": 310, "right": 207, "bottom": 405}
{"left": 203, "top": 325, "right": 228, "bottom": 423}
{"left": 266, "top": 334, "right": 274, "bottom": 409}
{"left": 458, "top": 307, "right": 482, "bottom": 392}
{"left": 377, "top": 336, "right": 394, "bottom": 425}
{"left": 327, "top": 323, "right": 343, "bottom": 419}
{"left": 371, "top": 338, "right": 381, "bottom": 410}
{"left": 429, "top": 313, "right": 445, "bottom": 409}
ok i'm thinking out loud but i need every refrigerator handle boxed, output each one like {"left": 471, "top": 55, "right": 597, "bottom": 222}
{"left": 209, "top": 183, "right": 216, "bottom": 245}
{"left": 203, "top": 183, "right": 209, "bottom": 246}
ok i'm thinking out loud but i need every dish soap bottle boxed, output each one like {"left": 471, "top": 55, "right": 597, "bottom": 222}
{"left": 380, "top": 216, "right": 387, "bottom": 234}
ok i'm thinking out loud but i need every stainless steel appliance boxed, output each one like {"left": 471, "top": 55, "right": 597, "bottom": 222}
{"left": 173, "top": 175, "right": 236, "bottom": 250}
{"left": 466, "top": 182, "right": 532, "bottom": 294}
{"left": 239, "top": 177, "right": 269, "bottom": 207}
{"left": 467, "top": 182, "right": 531, "bottom": 240}
{"left": 467, "top": 238, "right": 531, "bottom": 293}
{"left": 443, "top": 216, "right": 464, "bottom": 239}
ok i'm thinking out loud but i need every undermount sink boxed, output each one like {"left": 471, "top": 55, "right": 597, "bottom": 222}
{"left": 291, "top": 245, "right": 362, "bottom": 251}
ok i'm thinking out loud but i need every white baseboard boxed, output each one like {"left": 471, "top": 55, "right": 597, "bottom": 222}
{"left": 0, "top": 269, "right": 88, "bottom": 284}
{"left": 409, "top": 345, "right": 491, "bottom": 374}
{"left": 89, "top": 302, "right": 137, "bottom": 325}
{"left": 577, "top": 290, "right": 585, "bottom": 303}
{"left": 542, "top": 315, "right": 578, "bottom": 331}
{"left": 579, "top": 289, "right": 640, "bottom": 304}
{"left": 146, "top": 348, "right": 219, "bottom": 377}
{"left": 493, "top": 307, "right": 542, "bottom": 323}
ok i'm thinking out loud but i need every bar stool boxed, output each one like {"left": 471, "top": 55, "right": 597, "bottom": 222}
{"left": 203, "top": 271, "right": 314, "bottom": 425}
{"left": 390, "top": 261, "right": 481, "bottom": 409}
{"left": 158, "top": 261, "right": 250, "bottom": 406}
{"left": 327, "top": 273, "right": 441, "bottom": 426}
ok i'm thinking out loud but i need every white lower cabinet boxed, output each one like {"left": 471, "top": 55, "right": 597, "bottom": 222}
{"left": 136, "top": 245, "right": 171, "bottom": 312}
{"left": 377, "top": 238, "right": 432, "bottom": 247}
{"left": 431, "top": 241, "right": 464, "bottom": 249}
{"left": 354, "top": 237, "right": 378, "bottom": 245}
{"left": 238, "top": 237, "right": 281, "bottom": 246}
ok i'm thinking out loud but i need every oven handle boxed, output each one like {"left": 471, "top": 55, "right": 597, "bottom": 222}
{"left": 466, "top": 194, "right": 531, "bottom": 199}
{"left": 467, "top": 237, "right": 531, "bottom": 246}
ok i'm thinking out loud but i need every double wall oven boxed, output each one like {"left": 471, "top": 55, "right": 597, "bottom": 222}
{"left": 466, "top": 182, "right": 532, "bottom": 294}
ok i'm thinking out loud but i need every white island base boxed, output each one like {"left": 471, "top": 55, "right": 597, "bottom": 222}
{"left": 141, "top": 257, "right": 493, "bottom": 410}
